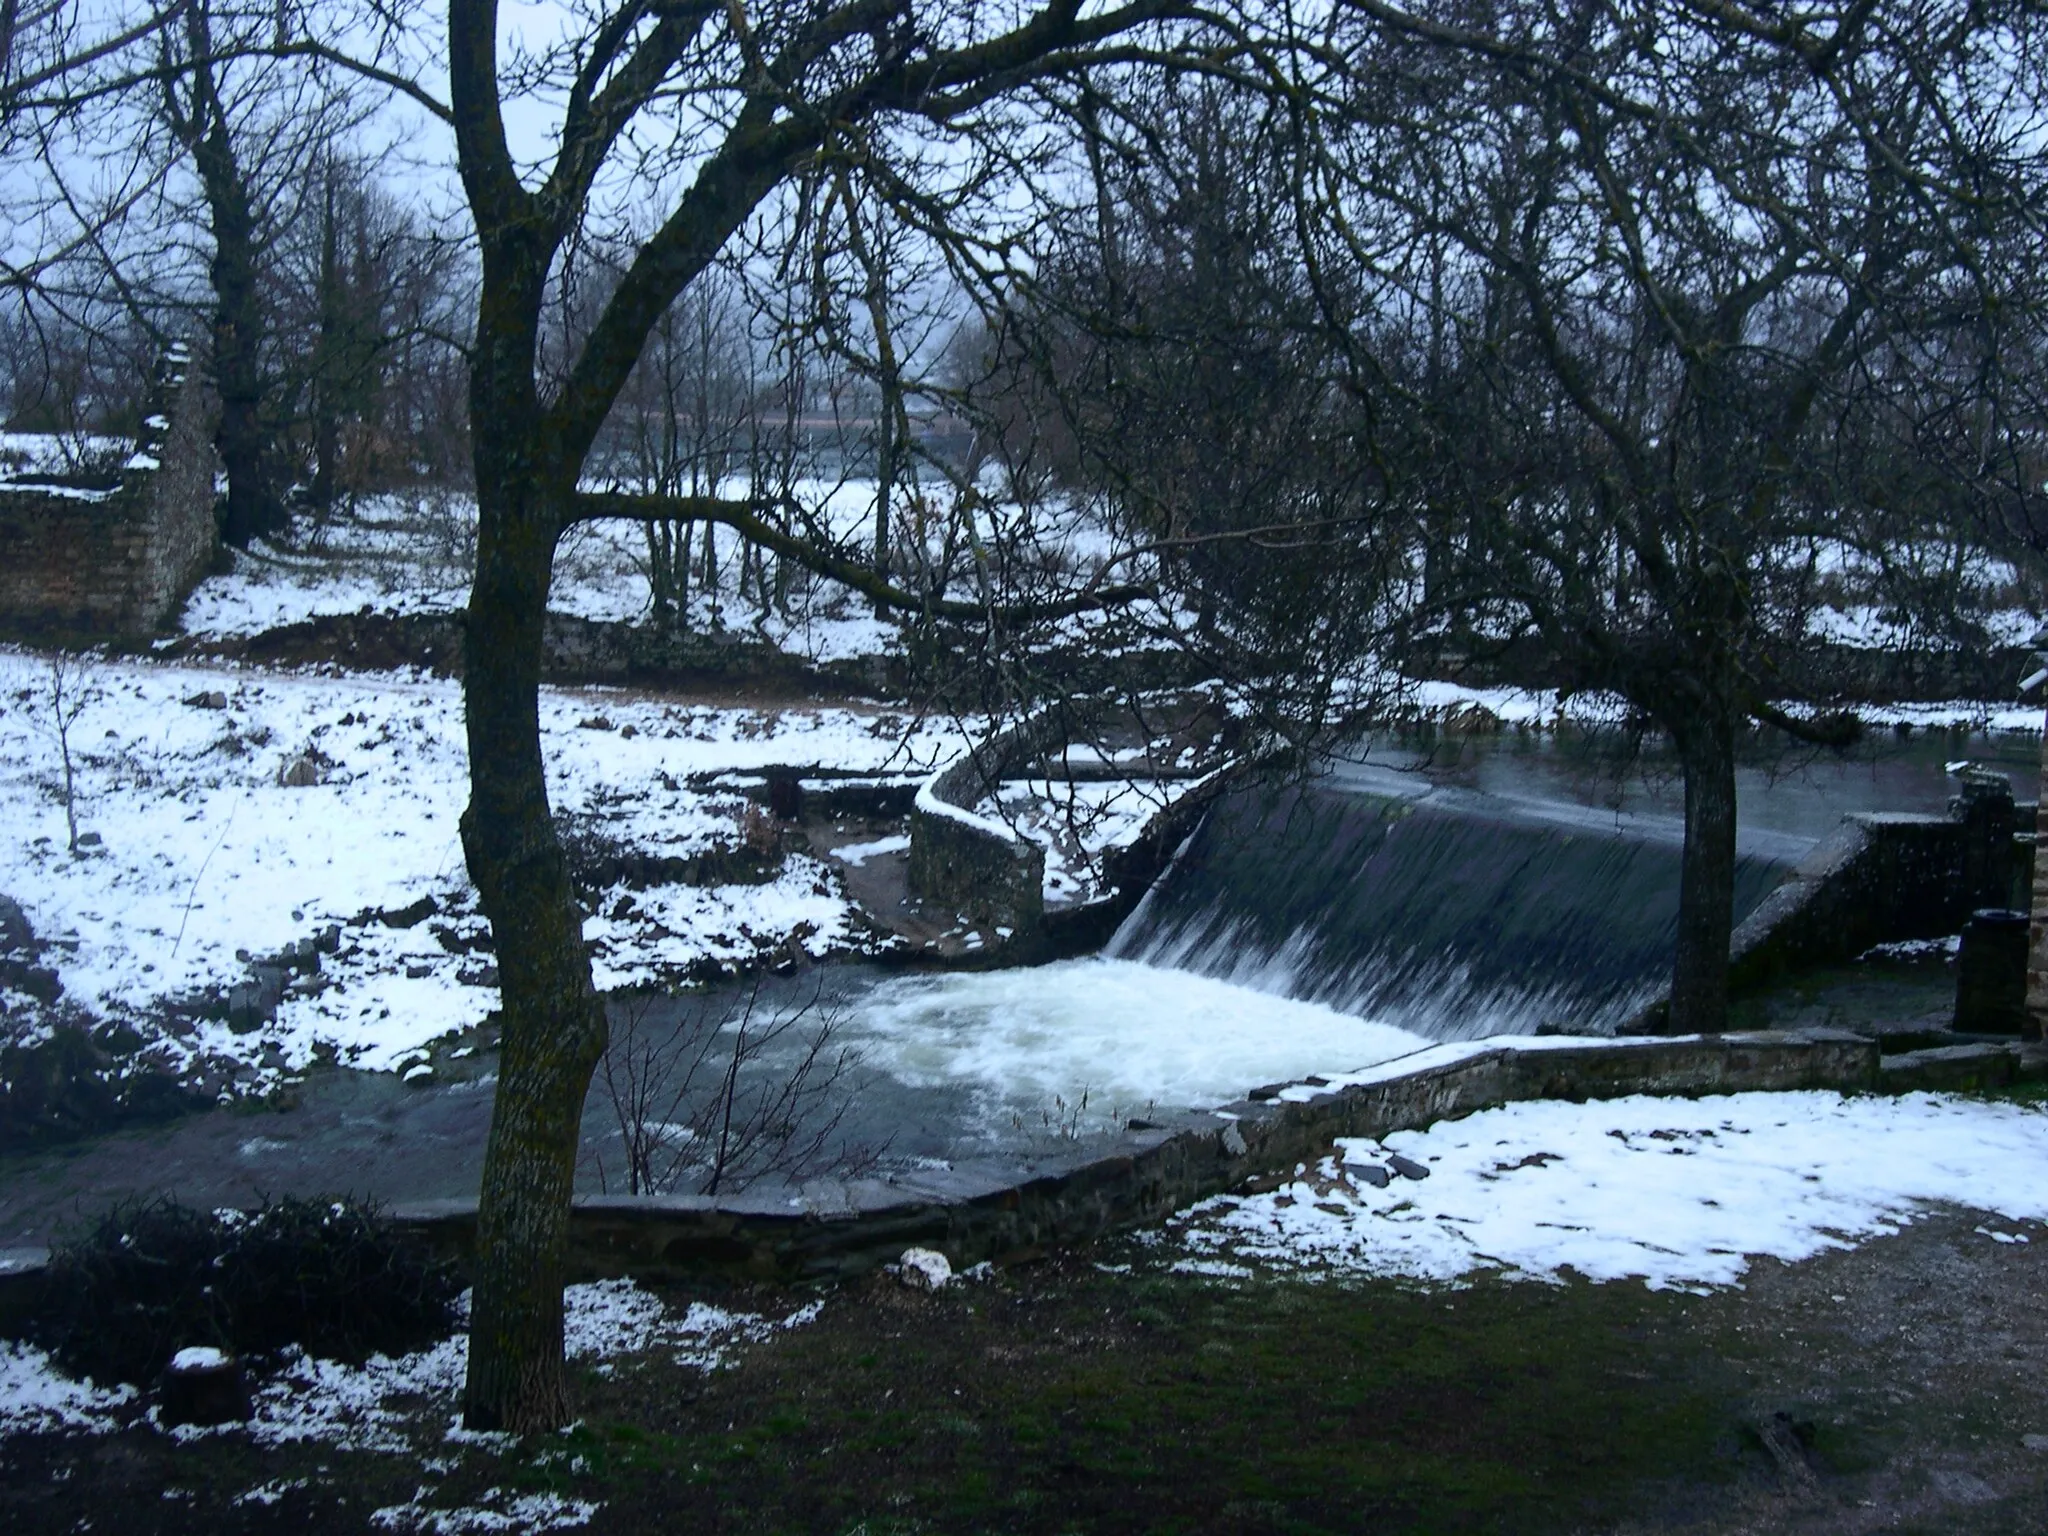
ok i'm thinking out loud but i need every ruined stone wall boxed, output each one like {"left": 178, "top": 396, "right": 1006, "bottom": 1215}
{"left": 0, "top": 347, "right": 219, "bottom": 638}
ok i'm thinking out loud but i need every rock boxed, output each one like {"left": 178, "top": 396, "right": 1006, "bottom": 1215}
{"left": 1388, "top": 1153, "right": 1431, "bottom": 1181}
{"left": 898, "top": 1247, "right": 952, "bottom": 1291}
{"left": 182, "top": 690, "right": 228, "bottom": 710}
{"left": 766, "top": 770, "right": 804, "bottom": 821}
{"left": 278, "top": 754, "right": 323, "bottom": 787}
{"left": 1750, "top": 1411, "right": 1816, "bottom": 1485}
{"left": 378, "top": 895, "right": 440, "bottom": 928}
{"left": 1346, "top": 1161, "right": 1392, "bottom": 1189}
{"left": 160, "top": 1348, "right": 249, "bottom": 1427}
{"left": 1219, "top": 1122, "right": 1248, "bottom": 1157}
{"left": 74, "top": 831, "right": 102, "bottom": 849}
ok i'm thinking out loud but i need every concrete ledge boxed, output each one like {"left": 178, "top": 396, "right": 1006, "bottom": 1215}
{"left": 1879, "top": 1041, "right": 2022, "bottom": 1094}
{"left": 381, "top": 1029, "right": 1881, "bottom": 1283}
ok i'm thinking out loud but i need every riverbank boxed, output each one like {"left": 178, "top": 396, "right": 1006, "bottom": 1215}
{"left": 4, "top": 1194, "right": 2046, "bottom": 1534}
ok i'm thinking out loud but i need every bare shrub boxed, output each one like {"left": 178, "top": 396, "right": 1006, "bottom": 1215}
{"left": 591, "top": 981, "right": 877, "bottom": 1197}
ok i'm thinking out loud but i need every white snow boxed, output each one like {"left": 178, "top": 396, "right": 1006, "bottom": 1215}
{"left": 830, "top": 833, "right": 910, "bottom": 866}
{"left": 0, "top": 1342, "right": 136, "bottom": 1436}
{"left": 177, "top": 488, "right": 911, "bottom": 664}
{"left": 169, "top": 1346, "right": 230, "bottom": 1371}
{"left": 371, "top": 1490, "right": 599, "bottom": 1533}
{"left": 1170, "top": 1090, "right": 2048, "bottom": 1290}
{"left": 0, "top": 648, "right": 961, "bottom": 1088}
{"left": 69, "top": 1280, "right": 820, "bottom": 1457}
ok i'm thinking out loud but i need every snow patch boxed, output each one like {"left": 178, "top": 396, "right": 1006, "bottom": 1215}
{"left": 1172, "top": 1090, "right": 2048, "bottom": 1290}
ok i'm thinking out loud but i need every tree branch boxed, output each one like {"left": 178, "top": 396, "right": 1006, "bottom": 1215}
{"left": 568, "top": 490, "right": 1156, "bottom": 622}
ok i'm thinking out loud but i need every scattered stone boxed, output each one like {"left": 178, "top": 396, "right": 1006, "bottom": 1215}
{"left": 182, "top": 690, "right": 228, "bottom": 710}
{"left": 898, "top": 1247, "right": 953, "bottom": 1291}
{"left": 377, "top": 895, "right": 440, "bottom": 928}
{"left": 1346, "top": 1161, "right": 1393, "bottom": 1189}
{"left": 1749, "top": 1411, "right": 1817, "bottom": 1485}
{"left": 277, "top": 752, "right": 327, "bottom": 787}
{"left": 577, "top": 715, "right": 614, "bottom": 731}
{"left": 74, "top": 831, "right": 102, "bottom": 849}
{"left": 160, "top": 1348, "right": 249, "bottom": 1427}
{"left": 1388, "top": 1153, "right": 1431, "bottom": 1181}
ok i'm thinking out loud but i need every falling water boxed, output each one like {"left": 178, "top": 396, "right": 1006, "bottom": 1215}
{"left": 1107, "top": 774, "right": 1794, "bottom": 1037}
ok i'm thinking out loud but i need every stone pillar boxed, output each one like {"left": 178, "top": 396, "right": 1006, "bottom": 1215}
{"left": 1956, "top": 908, "right": 2030, "bottom": 1034}
{"left": 1952, "top": 771, "right": 2016, "bottom": 913}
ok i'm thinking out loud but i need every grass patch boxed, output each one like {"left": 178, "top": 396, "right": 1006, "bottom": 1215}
{"left": 562, "top": 1258, "right": 1745, "bottom": 1534}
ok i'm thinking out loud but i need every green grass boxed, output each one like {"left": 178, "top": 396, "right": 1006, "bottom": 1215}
{"left": 560, "top": 1261, "right": 1749, "bottom": 1534}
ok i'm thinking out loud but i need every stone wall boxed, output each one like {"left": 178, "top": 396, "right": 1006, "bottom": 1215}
{"left": 907, "top": 692, "right": 1247, "bottom": 938}
{"left": 907, "top": 704, "right": 1105, "bottom": 931}
{"left": 2, "top": 1029, "right": 2032, "bottom": 1323}
{"left": 1723, "top": 787, "right": 2030, "bottom": 1003}
{"left": 0, "top": 346, "right": 219, "bottom": 638}
{"left": 372, "top": 1029, "right": 1884, "bottom": 1286}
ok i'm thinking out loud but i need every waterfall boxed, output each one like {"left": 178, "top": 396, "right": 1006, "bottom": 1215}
{"left": 1108, "top": 781, "right": 1791, "bottom": 1037}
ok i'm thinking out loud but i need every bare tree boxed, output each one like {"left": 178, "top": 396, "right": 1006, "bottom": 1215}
{"left": 441, "top": 0, "right": 1270, "bottom": 1431}
{"left": 1303, "top": 0, "right": 2048, "bottom": 1031}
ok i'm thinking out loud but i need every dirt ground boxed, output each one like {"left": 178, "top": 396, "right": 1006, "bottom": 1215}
{"left": 5, "top": 1200, "right": 2048, "bottom": 1535}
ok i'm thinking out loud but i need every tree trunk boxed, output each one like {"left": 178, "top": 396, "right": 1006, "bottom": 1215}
{"left": 1669, "top": 707, "right": 1738, "bottom": 1035}
{"left": 310, "top": 171, "right": 342, "bottom": 516}
{"left": 458, "top": 461, "right": 609, "bottom": 1433}
{"left": 190, "top": 102, "right": 281, "bottom": 547}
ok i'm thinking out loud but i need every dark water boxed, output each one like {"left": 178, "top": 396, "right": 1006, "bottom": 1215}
{"left": 3, "top": 725, "right": 2030, "bottom": 1246}
{"left": 1109, "top": 726, "right": 2037, "bottom": 1034}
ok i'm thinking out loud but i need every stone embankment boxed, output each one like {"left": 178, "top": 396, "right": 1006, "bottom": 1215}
{"left": 2, "top": 1023, "right": 2032, "bottom": 1323}
{"left": 383, "top": 1027, "right": 2038, "bottom": 1285}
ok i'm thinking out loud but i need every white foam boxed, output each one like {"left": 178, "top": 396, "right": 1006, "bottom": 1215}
{"left": 845, "top": 957, "right": 1430, "bottom": 1126}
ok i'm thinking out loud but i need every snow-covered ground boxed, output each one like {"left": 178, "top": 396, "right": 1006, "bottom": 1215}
{"left": 176, "top": 487, "right": 909, "bottom": 664}
{"left": 1400, "top": 676, "right": 2048, "bottom": 735}
{"left": 0, "top": 647, "right": 961, "bottom": 1089}
{"left": 0, "top": 1277, "right": 822, "bottom": 1528}
{"left": 1168, "top": 1089, "right": 2048, "bottom": 1291}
